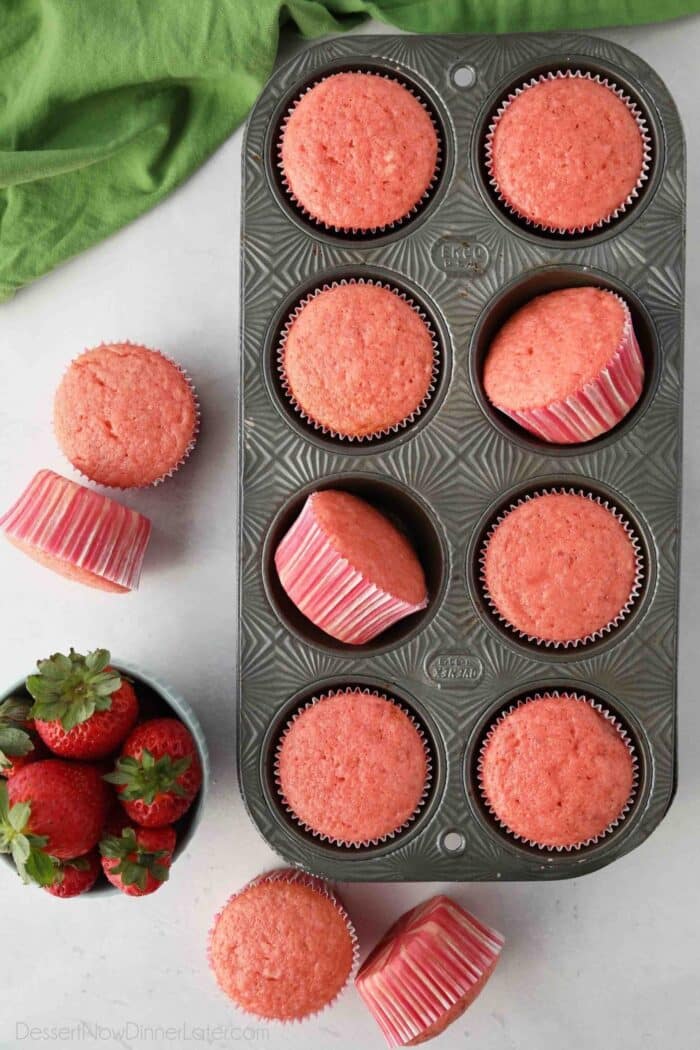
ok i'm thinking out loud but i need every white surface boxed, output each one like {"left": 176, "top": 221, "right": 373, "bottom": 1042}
{"left": 1, "top": 17, "right": 698, "bottom": 1050}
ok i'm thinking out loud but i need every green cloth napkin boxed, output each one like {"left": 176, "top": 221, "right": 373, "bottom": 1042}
{"left": 0, "top": 0, "right": 697, "bottom": 301}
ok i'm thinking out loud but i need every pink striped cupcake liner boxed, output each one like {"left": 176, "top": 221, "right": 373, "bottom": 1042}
{"left": 489, "top": 291, "right": 645, "bottom": 444}
{"left": 54, "top": 340, "right": 200, "bottom": 490}
{"left": 278, "top": 70, "right": 442, "bottom": 236}
{"left": 477, "top": 691, "right": 639, "bottom": 853}
{"left": 0, "top": 470, "right": 151, "bottom": 591}
{"left": 274, "top": 493, "right": 428, "bottom": 645}
{"left": 356, "top": 894, "right": 504, "bottom": 1047}
{"left": 479, "top": 487, "right": 644, "bottom": 649}
{"left": 485, "top": 70, "right": 652, "bottom": 235}
{"left": 208, "top": 867, "right": 359, "bottom": 1023}
{"left": 274, "top": 688, "right": 433, "bottom": 848}
{"left": 277, "top": 278, "right": 440, "bottom": 442}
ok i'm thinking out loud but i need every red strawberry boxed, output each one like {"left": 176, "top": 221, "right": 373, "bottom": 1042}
{"left": 105, "top": 718, "right": 202, "bottom": 827}
{"left": 100, "top": 824, "right": 176, "bottom": 896}
{"left": 2, "top": 760, "right": 110, "bottom": 888}
{"left": 26, "top": 648, "right": 138, "bottom": 760}
{"left": 44, "top": 850, "right": 102, "bottom": 898}
{"left": 0, "top": 696, "right": 47, "bottom": 778}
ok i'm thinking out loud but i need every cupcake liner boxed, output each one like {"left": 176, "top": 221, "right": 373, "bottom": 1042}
{"left": 356, "top": 894, "right": 505, "bottom": 1048}
{"left": 208, "top": 867, "right": 360, "bottom": 1024}
{"left": 485, "top": 70, "right": 652, "bottom": 235}
{"left": 491, "top": 291, "right": 645, "bottom": 444}
{"left": 477, "top": 691, "right": 639, "bottom": 852}
{"left": 54, "top": 340, "right": 200, "bottom": 490}
{"left": 274, "top": 687, "right": 433, "bottom": 848}
{"left": 277, "top": 278, "right": 440, "bottom": 442}
{"left": 479, "top": 486, "right": 644, "bottom": 649}
{"left": 0, "top": 469, "right": 151, "bottom": 591}
{"left": 277, "top": 69, "right": 443, "bottom": 236}
{"left": 275, "top": 493, "right": 428, "bottom": 645}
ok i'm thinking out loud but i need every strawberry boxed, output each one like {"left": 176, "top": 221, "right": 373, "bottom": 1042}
{"left": 1, "top": 760, "right": 109, "bottom": 886}
{"left": 26, "top": 648, "right": 138, "bottom": 760}
{"left": 0, "top": 696, "right": 46, "bottom": 778}
{"left": 105, "top": 718, "right": 202, "bottom": 827}
{"left": 44, "top": 850, "right": 102, "bottom": 898}
{"left": 100, "top": 824, "right": 176, "bottom": 896}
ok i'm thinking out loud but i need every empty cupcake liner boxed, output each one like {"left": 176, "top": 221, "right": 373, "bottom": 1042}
{"left": 277, "top": 69, "right": 443, "bottom": 236}
{"left": 208, "top": 867, "right": 359, "bottom": 1024}
{"left": 274, "top": 687, "right": 433, "bottom": 848}
{"left": 356, "top": 894, "right": 505, "bottom": 1048}
{"left": 484, "top": 69, "right": 652, "bottom": 235}
{"left": 479, "top": 486, "right": 644, "bottom": 649}
{"left": 0, "top": 469, "right": 151, "bottom": 591}
{"left": 54, "top": 340, "right": 200, "bottom": 490}
{"left": 477, "top": 691, "right": 639, "bottom": 852}
{"left": 277, "top": 278, "right": 440, "bottom": 442}
{"left": 275, "top": 492, "right": 428, "bottom": 645}
{"left": 489, "top": 291, "right": 645, "bottom": 444}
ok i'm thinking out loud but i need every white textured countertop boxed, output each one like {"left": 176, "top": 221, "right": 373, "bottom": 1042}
{"left": 1, "top": 17, "right": 698, "bottom": 1050}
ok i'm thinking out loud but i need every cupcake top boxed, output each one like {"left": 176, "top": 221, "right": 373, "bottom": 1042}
{"left": 482, "top": 491, "right": 638, "bottom": 644}
{"left": 488, "top": 73, "right": 646, "bottom": 231}
{"left": 479, "top": 694, "right": 635, "bottom": 848}
{"left": 280, "top": 72, "right": 439, "bottom": 230}
{"left": 484, "top": 288, "right": 630, "bottom": 411}
{"left": 281, "top": 282, "right": 435, "bottom": 439}
{"left": 54, "top": 343, "right": 198, "bottom": 488}
{"left": 309, "top": 490, "right": 427, "bottom": 606}
{"left": 276, "top": 690, "right": 428, "bottom": 845}
{"left": 209, "top": 870, "right": 356, "bottom": 1020}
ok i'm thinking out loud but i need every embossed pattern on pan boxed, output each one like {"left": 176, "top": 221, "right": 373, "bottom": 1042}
{"left": 239, "top": 34, "right": 684, "bottom": 881}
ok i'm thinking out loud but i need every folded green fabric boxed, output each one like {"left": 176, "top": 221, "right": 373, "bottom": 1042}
{"left": 0, "top": 0, "right": 697, "bottom": 300}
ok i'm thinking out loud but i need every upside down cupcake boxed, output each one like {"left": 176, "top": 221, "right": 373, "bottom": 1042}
{"left": 356, "top": 895, "right": 504, "bottom": 1047}
{"left": 274, "top": 490, "right": 428, "bottom": 645}
{"left": 280, "top": 281, "right": 437, "bottom": 440}
{"left": 478, "top": 692, "right": 637, "bottom": 850}
{"left": 483, "top": 287, "right": 644, "bottom": 444}
{"left": 54, "top": 342, "right": 199, "bottom": 488}
{"left": 486, "top": 70, "right": 650, "bottom": 233}
{"left": 276, "top": 689, "right": 430, "bottom": 847}
{"left": 481, "top": 489, "right": 642, "bottom": 648}
{"left": 208, "top": 868, "right": 358, "bottom": 1021}
{"left": 280, "top": 71, "right": 439, "bottom": 232}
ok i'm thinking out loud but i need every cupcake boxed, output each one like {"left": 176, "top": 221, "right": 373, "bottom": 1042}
{"left": 274, "top": 490, "right": 428, "bottom": 645}
{"left": 478, "top": 692, "right": 637, "bottom": 850}
{"left": 356, "top": 895, "right": 504, "bottom": 1047}
{"left": 54, "top": 342, "right": 199, "bottom": 488}
{"left": 486, "top": 71, "right": 650, "bottom": 233}
{"left": 483, "top": 287, "right": 644, "bottom": 444}
{"left": 276, "top": 689, "right": 430, "bottom": 847}
{"left": 280, "top": 280, "right": 437, "bottom": 441}
{"left": 280, "top": 71, "right": 439, "bottom": 232}
{"left": 481, "top": 489, "right": 641, "bottom": 647}
{"left": 0, "top": 469, "right": 151, "bottom": 592}
{"left": 208, "top": 868, "right": 358, "bottom": 1021}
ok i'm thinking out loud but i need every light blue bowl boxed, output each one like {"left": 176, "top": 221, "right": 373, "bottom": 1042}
{"left": 1, "top": 660, "right": 210, "bottom": 896}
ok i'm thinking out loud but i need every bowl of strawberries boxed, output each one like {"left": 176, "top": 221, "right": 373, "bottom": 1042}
{"left": 0, "top": 647, "right": 208, "bottom": 898}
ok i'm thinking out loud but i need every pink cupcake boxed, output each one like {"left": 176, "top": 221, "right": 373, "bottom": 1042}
{"left": 274, "top": 490, "right": 428, "bottom": 645}
{"left": 483, "top": 287, "right": 644, "bottom": 444}
{"left": 486, "top": 70, "right": 650, "bottom": 234}
{"left": 279, "top": 280, "right": 437, "bottom": 441}
{"left": 279, "top": 71, "right": 440, "bottom": 233}
{"left": 0, "top": 470, "right": 151, "bottom": 592}
{"left": 275, "top": 689, "right": 430, "bottom": 847}
{"left": 478, "top": 692, "right": 638, "bottom": 851}
{"left": 480, "top": 489, "right": 642, "bottom": 648}
{"left": 356, "top": 895, "right": 504, "bottom": 1047}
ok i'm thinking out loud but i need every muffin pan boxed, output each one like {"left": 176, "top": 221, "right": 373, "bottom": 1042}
{"left": 238, "top": 33, "right": 684, "bottom": 880}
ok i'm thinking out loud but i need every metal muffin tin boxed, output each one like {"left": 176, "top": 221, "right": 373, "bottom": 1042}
{"left": 238, "top": 32, "right": 684, "bottom": 881}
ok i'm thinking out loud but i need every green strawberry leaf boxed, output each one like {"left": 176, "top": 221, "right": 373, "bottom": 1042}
{"left": 104, "top": 750, "right": 191, "bottom": 806}
{"left": 99, "top": 827, "right": 171, "bottom": 889}
{"left": 8, "top": 800, "right": 31, "bottom": 833}
{"left": 0, "top": 784, "right": 55, "bottom": 886}
{"left": 24, "top": 847, "right": 58, "bottom": 887}
{"left": 26, "top": 647, "right": 122, "bottom": 732}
